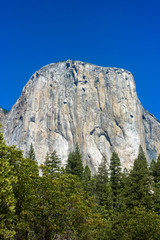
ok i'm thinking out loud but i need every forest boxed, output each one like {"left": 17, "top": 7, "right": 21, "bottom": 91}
{"left": 1, "top": 126, "right": 160, "bottom": 240}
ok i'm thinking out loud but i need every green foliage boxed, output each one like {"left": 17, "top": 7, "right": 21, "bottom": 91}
{"left": 110, "top": 151, "right": 122, "bottom": 207}
{"left": 150, "top": 155, "right": 160, "bottom": 183}
{"left": 41, "top": 151, "right": 61, "bottom": 178}
{"left": 83, "top": 165, "right": 91, "bottom": 181}
{"left": 82, "top": 165, "right": 92, "bottom": 193}
{"left": 110, "top": 152, "right": 122, "bottom": 193}
{"left": 14, "top": 157, "right": 40, "bottom": 239}
{"left": 121, "top": 146, "right": 153, "bottom": 209}
{"left": 153, "top": 181, "right": 160, "bottom": 214}
{"left": 32, "top": 174, "right": 112, "bottom": 239}
{"left": 0, "top": 130, "right": 16, "bottom": 239}
{"left": 94, "top": 156, "right": 112, "bottom": 210}
{"left": 96, "top": 156, "right": 109, "bottom": 188}
{"left": 0, "top": 126, "right": 40, "bottom": 239}
{"left": 150, "top": 155, "right": 160, "bottom": 214}
{"left": 27, "top": 143, "right": 36, "bottom": 161}
{"left": 1, "top": 126, "right": 160, "bottom": 239}
{"left": 65, "top": 144, "right": 83, "bottom": 178}
{"left": 113, "top": 207, "right": 160, "bottom": 240}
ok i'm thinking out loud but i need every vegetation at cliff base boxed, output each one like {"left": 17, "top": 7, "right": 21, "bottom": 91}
{"left": 1, "top": 129, "right": 160, "bottom": 239}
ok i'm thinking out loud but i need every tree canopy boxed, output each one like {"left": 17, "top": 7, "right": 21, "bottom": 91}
{"left": 1, "top": 128, "right": 160, "bottom": 239}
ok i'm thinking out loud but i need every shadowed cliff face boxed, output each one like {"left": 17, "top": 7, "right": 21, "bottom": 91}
{"left": 2, "top": 60, "right": 160, "bottom": 173}
{"left": 143, "top": 110, "right": 160, "bottom": 161}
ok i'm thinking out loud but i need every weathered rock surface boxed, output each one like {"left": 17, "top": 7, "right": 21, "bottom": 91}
{"left": 0, "top": 108, "right": 5, "bottom": 126}
{"left": 143, "top": 110, "right": 160, "bottom": 161}
{"left": 1, "top": 60, "right": 160, "bottom": 173}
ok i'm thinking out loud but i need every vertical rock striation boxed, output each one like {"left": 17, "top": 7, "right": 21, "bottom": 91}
{"left": 2, "top": 60, "right": 160, "bottom": 173}
{"left": 0, "top": 108, "right": 5, "bottom": 126}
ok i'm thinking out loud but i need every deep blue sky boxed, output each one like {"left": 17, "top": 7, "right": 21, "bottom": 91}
{"left": 1, "top": 0, "right": 160, "bottom": 119}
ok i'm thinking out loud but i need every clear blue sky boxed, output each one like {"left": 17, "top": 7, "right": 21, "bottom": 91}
{"left": 1, "top": 0, "right": 160, "bottom": 119}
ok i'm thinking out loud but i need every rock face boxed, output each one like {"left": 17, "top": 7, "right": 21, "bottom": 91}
{"left": 0, "top": 107, "right": 5, "bottom": 124}
{"left": 2, "top": 60, "right": 160, "bottom": 173}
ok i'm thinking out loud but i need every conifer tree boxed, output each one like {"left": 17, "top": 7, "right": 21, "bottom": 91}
{"left": 42, "top": 150, "right": 61, "bottom": 178}
{"left": 95, "top": 157, "right": 108, "bottom": 199}
{"left": 150, "top": 159, "right": 156, "bottom": 175}
{"left": 150, "top": 156, "right": 160, "bottom": 214}
{"left": 150, "top": 155, "right": 160, "bottom": 183}
{"left": 122, "top": 146, "right": 153, "bottom": 209}
{"left": 110, "top": 151, "right": 122, "bottom": 207}
{"left": 27, "top": 143, "right": 36, "bottom": 161}
{"left": 83, "top": 165, "right": 91, "bottom": 182}
{"left": 65, "top": 144, "right": 83, "bottom": 178}
{"left": 82, "top": 165, "right": 92, "bottom": 193}
{"left": 153, "top": 181, "right": 160, "bottom": 214}
{"left": 92, "top": 156, "right": 112, "bottom": 210}
{"left": 96, "top": 156, "right": 109, "bottom": 186}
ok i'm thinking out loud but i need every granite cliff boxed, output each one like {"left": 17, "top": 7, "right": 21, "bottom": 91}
{"left": 1, "top": 60, "right": 160, "bottom": 173}
{"left": 0, "top": 108, "right": 4, "bottom": 123}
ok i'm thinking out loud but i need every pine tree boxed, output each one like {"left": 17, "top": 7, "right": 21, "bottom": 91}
{"left": 27, "top": 143, "right": 36, "bottom": 161}
{"left": 150, "top": 159, "right": 156, "bottom": 175}
{"left": 83, "top": 165, "right": 91, "bottom": 181}
{"left": 89, "top": 156, "right": 112, "bottom": 213}
{"left": 153, "top": 181, "right": 160, "bottom": 214}
{"left": 150, "top": 156, "right": 160, "bottom": 214}
{"left": 122, "top": 146, "right": 153, "bottom": 209}
{"left": 110, "top": 151, "right": 122, "bottom": 207}
{"left": 65, "top": 144, "right": 83, "bottom": 178}
{"left": 96, "top": 156, "right": 109, "bottom": 187}
{"left": 82, "top": 165, "right": 92, "bottom": 193}
{"left": 95, "top": 157, "right": 108, "bottom": 202}
{"left": 150, "top": 155, "right": 160, "bottom": 184}
{"left": 42, "top": 150, "right": 61, "bottom": 178}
